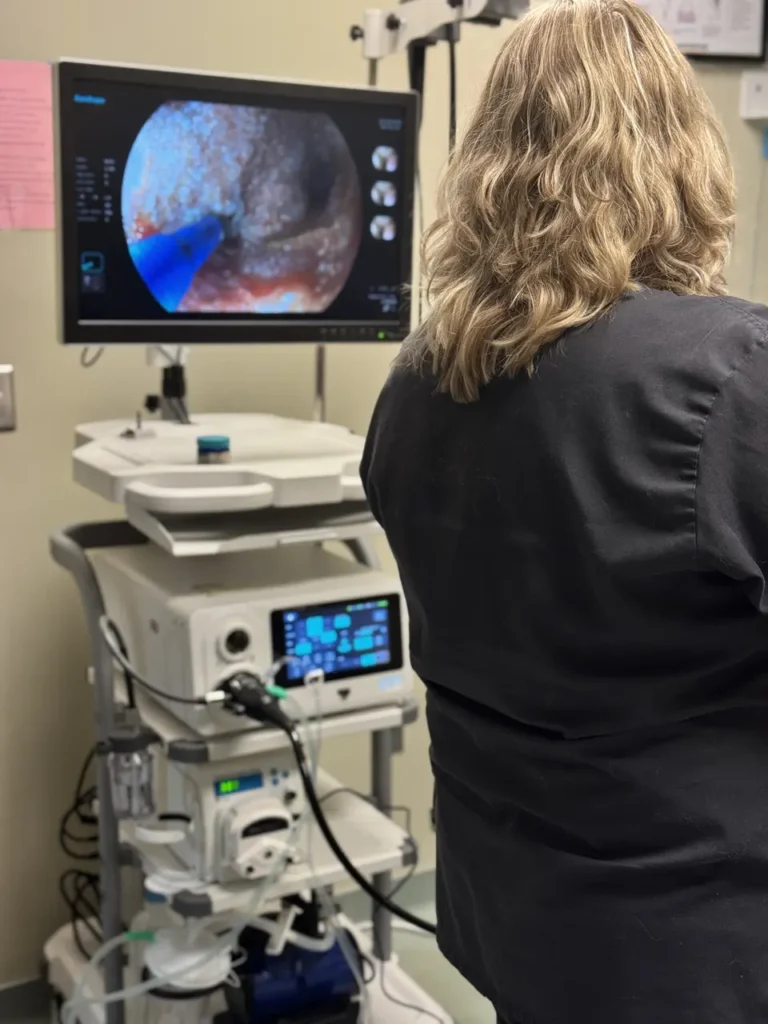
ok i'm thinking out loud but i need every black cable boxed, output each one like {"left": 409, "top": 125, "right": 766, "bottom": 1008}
{"left": 59, "top": 870, "right": 102, "bottom": 961}
{"left": 79, "top": 347, "right": 104, "bottom": 369}
{"left": 73, "top": 747, "right": 95, "bottom": 805}
{"left": 448, "top": 35, "right": 458, "bottom": 152}
{"left": 103, "top": 621, "right": 136, "bottom": 709}
{"left": 319, "top": 787, "right": 413, "bottom": 841}
{"left": 64, "top": 872, "right": 101, "bottom": 925}
{"left": 100, "top": 617, "right": 209, "bottom": 707}
{"left": 408, "top": 41, "right": 428, "bottom": 122}
{"left": 59, "top": 749, "right": 104, "bottom": 960}
{"left": 219, "top": 679, "right": 438, "bottom": 936}
{"left": 59, "top": 747, "right": 99, "bottom": 859}
{"left": 75, "top": 787, "right": 97, "bottom": 828}
{"left": 320, "top": 787, "right": 419, "bottom": 899}
{"left": 59, "top": 813, "right": 98, "bottom": 859}
{"left": 285, "top": 727, "right": 437, "bottom": 936}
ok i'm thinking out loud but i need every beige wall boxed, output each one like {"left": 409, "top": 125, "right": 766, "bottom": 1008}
{"left": 0, "top": 0, "right": 765, "bottom": 986}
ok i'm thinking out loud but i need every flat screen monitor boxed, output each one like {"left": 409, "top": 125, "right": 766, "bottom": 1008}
{"left": 636, "top": 0, "right": 767, "bottom": 60}
{"left": 55, "top": 61, "right": 418, "bottom": 345}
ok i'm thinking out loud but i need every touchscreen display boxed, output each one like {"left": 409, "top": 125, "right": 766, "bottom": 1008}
{"left": 271, "top": 594, "right": 403, "bottom": 686}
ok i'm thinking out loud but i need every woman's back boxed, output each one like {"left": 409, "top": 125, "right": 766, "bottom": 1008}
{"left": 362, "top": 290, "right": 768, "bottom": 1023}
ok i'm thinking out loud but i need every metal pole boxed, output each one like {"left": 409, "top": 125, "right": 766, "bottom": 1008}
{"left": 313, "top": 344, "right": 327, "bottom": 423}
{"left": 371, "top": 727, "right": 395, "bottom": 962}
{"left": 345, "top": 534, "right": 394, "bottom": 961}
{"left": 51, "top": 523, "right": 146, "bottom": 1024}
{"left": 368, "top": 58, "right": 379, "bottom": 87}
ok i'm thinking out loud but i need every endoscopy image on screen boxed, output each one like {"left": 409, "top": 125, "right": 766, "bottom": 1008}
{"left": 121, "top": 102, "right": 363, "bottom": 314}
{"left": 60, "top": 62, "right": 416, "bottom": 342}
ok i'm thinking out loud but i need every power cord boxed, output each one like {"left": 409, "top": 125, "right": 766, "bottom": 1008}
{"left": 99, "top": 617, "right": 220, "bottom": 708}
{"left": 102, "top": 621, "right": 136, "bottom": 709}
{"left": 59, "top": 747, "right": 103, "bottom": 960}
{"left": 59, "top": 747, "right": 98, "bottom": 860}
{"left": 60, "top": 870, "right": 102, "bottom": 960}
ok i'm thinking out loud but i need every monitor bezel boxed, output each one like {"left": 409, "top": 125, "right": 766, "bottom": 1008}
{"left": 55, "top": 59, "right": 418, "bottom": 346}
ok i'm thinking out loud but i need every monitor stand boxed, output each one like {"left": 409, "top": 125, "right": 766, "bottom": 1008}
{"left": 145, "top": 346, "right": 190, "bottom": 424}
{"left": 143, "top": 343, "right": 328, "bottom": 426}
{"left": 314, "top": 343, "right": 327, "bottom": 423}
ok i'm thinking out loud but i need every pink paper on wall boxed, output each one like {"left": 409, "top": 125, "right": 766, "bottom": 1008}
{"left": 0, "top": 60, "right": 54, "bottom": 230}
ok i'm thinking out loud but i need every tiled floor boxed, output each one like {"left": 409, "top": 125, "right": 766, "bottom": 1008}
{"left": 2, "top": 881, "right": 494, "bottom": 1024}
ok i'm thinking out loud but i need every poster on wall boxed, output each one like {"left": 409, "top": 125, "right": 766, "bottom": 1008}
{"left": 636, "top": 0, "right": 767, "bottom": 59}
{"left": 0, "top": 61, "right": 54, "bottom": 230}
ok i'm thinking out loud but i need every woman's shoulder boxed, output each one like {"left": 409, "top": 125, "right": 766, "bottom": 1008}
{"left": 617, "top": 288, "right": 768, "bottom": 343}
{"left": 379, "top": 291, "right": 768, "bottom": 407}
{"left": 544, "top": 289, "right": 768, "bottom": 394}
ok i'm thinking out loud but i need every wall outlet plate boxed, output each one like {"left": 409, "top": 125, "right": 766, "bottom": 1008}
{"left": 0, "top": 365, "right": 16, "bottom": 431}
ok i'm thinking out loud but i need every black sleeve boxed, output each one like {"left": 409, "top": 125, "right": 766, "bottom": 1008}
{"left": 696, "top": 331, "right": 768, "bottom": 611}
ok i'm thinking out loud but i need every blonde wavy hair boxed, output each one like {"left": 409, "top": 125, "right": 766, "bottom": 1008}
{"left": 415, "top": 0, "right": 735, "bottom": 401}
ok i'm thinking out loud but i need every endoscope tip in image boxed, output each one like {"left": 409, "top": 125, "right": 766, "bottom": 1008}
{"left": 126, "top": 214, "right": 227, "bottom": 313}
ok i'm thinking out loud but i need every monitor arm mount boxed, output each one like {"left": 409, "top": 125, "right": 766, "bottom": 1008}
{"left": 144, "top": 346, "right": 191, "bottom": 425}
{"left": 351, "top": 0, "right": 528, "bottom": 83}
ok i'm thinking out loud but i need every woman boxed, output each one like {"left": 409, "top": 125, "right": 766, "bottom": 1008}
{"left": 361, "top": 2, "right": 768, "bottom": 1022}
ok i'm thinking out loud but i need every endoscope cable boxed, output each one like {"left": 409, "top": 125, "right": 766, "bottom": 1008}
{"left": 227, "top": 677, "right": 438, "bottom": 937}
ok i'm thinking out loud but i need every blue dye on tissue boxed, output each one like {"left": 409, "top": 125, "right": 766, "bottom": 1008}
{"left": 128, "top": 214, "right": 224, "bottom": 312}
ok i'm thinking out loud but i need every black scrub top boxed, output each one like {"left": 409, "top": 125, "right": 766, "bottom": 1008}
{"left": 361, "top": 290, "right": 768, "bottom": 1024}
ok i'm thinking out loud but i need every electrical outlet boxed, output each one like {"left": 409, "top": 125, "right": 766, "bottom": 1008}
{"left": 0, "top": 365, "right": 16, "bottom": 431}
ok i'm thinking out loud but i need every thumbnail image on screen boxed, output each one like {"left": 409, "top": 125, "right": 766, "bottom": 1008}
{"left": 122, "top": 102, "right": 363, "bottom": 315}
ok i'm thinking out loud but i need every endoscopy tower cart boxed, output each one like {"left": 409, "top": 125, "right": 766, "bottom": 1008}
{"left": 45, "top": 412, "right": 451, "bottom": 1024}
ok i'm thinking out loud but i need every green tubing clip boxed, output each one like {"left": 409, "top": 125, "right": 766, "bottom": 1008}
{"left": 126, "top": 930, "right": 155, "bottom": 942}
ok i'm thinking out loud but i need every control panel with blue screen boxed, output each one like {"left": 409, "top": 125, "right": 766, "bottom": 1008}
{"left": 270, "top": 593, "right": 403, "bottom": 686}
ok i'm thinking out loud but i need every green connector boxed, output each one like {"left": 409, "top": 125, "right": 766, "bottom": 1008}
{"left": 266, "top": 683, "right": 289, "bottom": 701}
